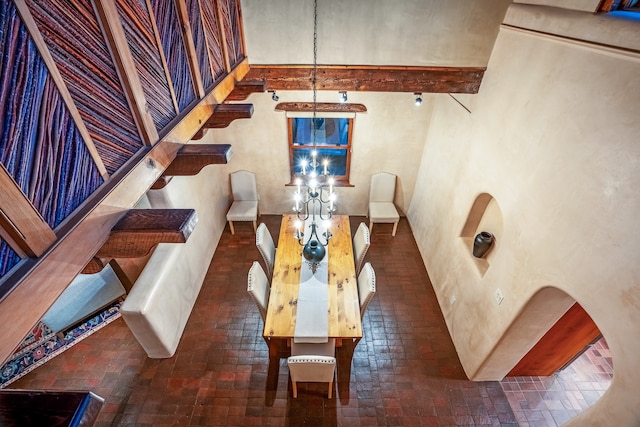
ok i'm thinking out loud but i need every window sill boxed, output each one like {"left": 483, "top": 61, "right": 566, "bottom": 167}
{"left": 285, "top": 180, "right": 354, "bottom": 188}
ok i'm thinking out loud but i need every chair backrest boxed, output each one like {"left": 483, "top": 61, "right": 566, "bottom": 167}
{"left": 287, "top": 356, "right": 336, "bottom": 384}
{"left": 353, "top": 222, "right": 370, "bottom": 274}
{"left": 256, "top": 223, "right": 276, "bottom": 277}
{"left": 369, "top": 172, "right": 396, "bottom": 203}
{"left": 230, "top": 170, "right": 258, "bottom": 201}
{"left": 247, "top": 261, "right": 270, "bottom": 322}
{"left": 357, "top": 262, "right": 376, "bottom": 319}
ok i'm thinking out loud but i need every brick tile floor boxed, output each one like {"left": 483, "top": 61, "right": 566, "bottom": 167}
{"left": 500, "top": 337, "right": 612, "bottom": 427}
{"left": 10, "top": 216, "right": 523, "bottom": 426}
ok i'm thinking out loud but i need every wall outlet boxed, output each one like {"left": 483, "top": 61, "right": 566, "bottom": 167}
{"left": 495, "top": 288, "right": 504, "bottom": 305}
{"left": 449, "top": 295, "right": 456, "bottom": 305}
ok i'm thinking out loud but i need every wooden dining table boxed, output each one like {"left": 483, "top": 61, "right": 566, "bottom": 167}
{"left": 263, "top": 214, "right": 362, "bottom": 344}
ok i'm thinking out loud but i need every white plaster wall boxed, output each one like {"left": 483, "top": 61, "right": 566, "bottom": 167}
{"left": 407, "top": 6, "right": 640, "bottom": 426}
{"left": 241, "top": 0, "right": 511, "bottom": 67}
{"left": 121, "top": 134, "right": 230, "bottom": 357}
{"left": 211, "top": 90, "right": 433, "bottom": 217}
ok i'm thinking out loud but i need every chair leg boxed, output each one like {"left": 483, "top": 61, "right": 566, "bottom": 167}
{"left": 292, "top": 380, "right": 298, "bottom": 398}
{"left": 229, "top": 220, "right": 235, "bottom": 235}
{"left": 328, "top": 381, "right": 333, "bottom": 399}
{"left": 369, "top": 221, "right": 373, "bottom": 234}
{"left": 252, "top": 220, "right": 257, "bottom": 233}
{"left": 392, "top": 221, "right": 398, "bottom": 236}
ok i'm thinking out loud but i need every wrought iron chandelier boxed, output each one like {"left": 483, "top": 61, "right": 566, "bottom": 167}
{"left": 292, "top": 0, "right": 336, "bottom": 267}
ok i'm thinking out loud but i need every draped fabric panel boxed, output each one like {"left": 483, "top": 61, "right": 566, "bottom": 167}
{"left": 116, "top": 0, "right": 176, "bottom": 132}
{"left": 186, "top": 0, "right": 214, "bottom": 90}
{"left": 0, "top": 1, "right": 104, "bottom": 279}
{"left": 150, "top": 0, "right": 197, "bottom": 111}
{"left": 199, "top": 0, "right": 226, "bottom": 80}
{"left": 26, "top": 0, "right": 144, "bottom": 174}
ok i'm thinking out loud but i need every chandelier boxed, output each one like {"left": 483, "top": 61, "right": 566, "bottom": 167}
{"left": 292, "top": 0, "right": 336, "bottom": 268}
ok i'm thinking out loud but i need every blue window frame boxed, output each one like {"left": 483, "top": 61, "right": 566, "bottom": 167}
{"left": 288, "top": 117, "right": 353, "bottom": 182}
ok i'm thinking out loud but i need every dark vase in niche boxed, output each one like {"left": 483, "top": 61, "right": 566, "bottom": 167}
{"left": 473, "top": 231, "right": 494, "bottom": 258}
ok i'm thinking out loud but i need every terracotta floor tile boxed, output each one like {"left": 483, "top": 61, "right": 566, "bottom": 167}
{"left": 7, "top": 215, "right": 605, "bottom": 425}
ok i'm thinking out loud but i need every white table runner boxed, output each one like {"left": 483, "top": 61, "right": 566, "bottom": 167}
{"left": 293, "top": 218, "right": 329, "bottom": 343}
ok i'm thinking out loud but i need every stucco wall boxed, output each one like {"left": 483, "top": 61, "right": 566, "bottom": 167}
{"left": 241, "top": 0, "right": 511, "bottom": 67}
{"left": 119, "top": 135, "right": 231, "bottom": 356}
{"left": 211, "top": 90, "right": 432, "bottom": 217}
{"left": 407, "top": 5, "right": 640, "bottom": 427}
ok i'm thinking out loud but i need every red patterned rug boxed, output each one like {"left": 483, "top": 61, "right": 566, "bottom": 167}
{"left": 0, "top": 302, "right": 121, "bottom": 387}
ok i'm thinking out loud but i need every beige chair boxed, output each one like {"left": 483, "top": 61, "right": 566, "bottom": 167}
{"left": 357, "top": 262, "right": 376, "bottom": 319}
{"left": 368, "top": 172, "right": 400, "bottom": 236}
{"left": 353, "top": 222, "right": 370, "bottom": 275}
{"left": 288, "top": 338, "right": 336, "bottom": 399}
{"left": 247, "top": 261, "right": 270, "bottom": 344}
{"left": 226, "top": 170, "right": 258, "bottom": 234}
{"left": 256, "top": 223, "right": 276, "bottom": 278}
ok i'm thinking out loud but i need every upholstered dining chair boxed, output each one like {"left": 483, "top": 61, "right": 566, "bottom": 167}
{"left": 353, "top": 222, "right": 370, "bottom": 275}
{"left": 247, "top": 261, "right": 270, "bottom": 345}
{"left": 226, "top": 170, "right": 258, "bottom": 235}
{"left": 368, "top": 172, "right": 400, "bottom": 236}
{"left": 288, "top": 338, "right": 337, "bottom": 399}
{"left": 256, "top": 223, "right": 276, "bottom": 278}
{"left": 357, "top": 262, "right": 376, "bottom": 319}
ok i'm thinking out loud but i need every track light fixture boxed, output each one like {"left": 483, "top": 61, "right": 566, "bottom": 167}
{"left": 414, "top": 93, "right": 423, "bottom": 106}
{"left": 269, "top": 90, "right": 279, "bottom": 102}
{"left": 339, "top": 91, "right": 347, "bottom": 103}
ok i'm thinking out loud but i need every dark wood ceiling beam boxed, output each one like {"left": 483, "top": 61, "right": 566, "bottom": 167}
{"left": 151, "top": 143, "right": 233, "bottom": 189}
{"left": 163, "top": 144, "right": 233, "bottom": 176}
{"left": 96, "top": 209, "right": 197, "bottom": 259}
{"left": 203, "top": 103, "right": 254, "bottom": 128}
{"left": 226, "top": 81, "right": 267, "bottom": 100}
{"left": 244, "top": 65, "right": 485, "bottom": 94}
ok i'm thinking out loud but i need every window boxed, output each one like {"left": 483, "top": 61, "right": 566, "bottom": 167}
{"left": 288, "top": 117, "right": 353, "bottom": 183}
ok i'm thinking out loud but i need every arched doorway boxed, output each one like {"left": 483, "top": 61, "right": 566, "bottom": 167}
{"left": 498, "top": 294, "right": 613, "bottom": 425}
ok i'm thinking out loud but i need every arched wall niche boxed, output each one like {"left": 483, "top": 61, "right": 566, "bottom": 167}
{"left": 460, "top": 193, "right": 503, "bottom": 276}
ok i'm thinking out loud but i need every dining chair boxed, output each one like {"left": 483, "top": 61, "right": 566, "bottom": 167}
{"left": 226, "top": 170, "right": 258, "bottom": 235}
{"left": 353, "top": 222, "right": 370, "bottom": 275}
{"left": 247, "top": 261, "right": 270, "bottom": 345}
{"left": 256, "top": 223, "right": 276, "bottom": 278}
{"left": 368, "top": 172, "right": 400, "bottom": 236}
{"left": 357, "top": 262, "right": 376, "bottom": 319}
{"left": 288, "top": 338, "right": 336, "bottom": 398}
